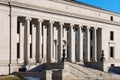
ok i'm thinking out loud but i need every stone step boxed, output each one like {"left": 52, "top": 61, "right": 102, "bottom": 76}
{"left": 73, "top": 62, "right": 120, "bottom": 79}
{"left": 70, "top": 63, "right": 101, "bottom": 78}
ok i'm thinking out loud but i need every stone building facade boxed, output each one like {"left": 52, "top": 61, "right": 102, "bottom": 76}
{"left": 0, "top": 0, "right": 120, "bottom": 75}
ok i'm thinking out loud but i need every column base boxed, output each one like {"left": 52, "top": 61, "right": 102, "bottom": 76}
{"left": 40, "top": 58, "right": 46, "bottom": 63}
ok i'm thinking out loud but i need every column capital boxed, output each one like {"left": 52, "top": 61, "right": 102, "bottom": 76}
{"left": 87, "top": 26, "right": 91, "bottom": 29}
{"left": 32, "top": 24, "right": 35, "bottom": 27}
{"left": 20, "top": 22, "right": 23, "bottom": 26}
{"left": 70, "top": 23, "right": 75, "bottom": 27}
{"left": 26, "top": 17, "right": 31, "bottom": 21}
{"left": 60, "top": 22, "right": 64, "bottom": 25}
{"left": 38, "top": 18, "right": 43, "bottom": 22}
{"left": 49, "top": 20, "right": 54, "bottom": 24}
{"left": 94, "top": 27, "right": 98, "bottom": 30}
{"left": 78, "top": 24, "right": 83, "bottom": 28}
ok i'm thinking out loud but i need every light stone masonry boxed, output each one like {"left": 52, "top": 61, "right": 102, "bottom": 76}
{"left": 1, "top": 0, "right": 120, "bottom": 75}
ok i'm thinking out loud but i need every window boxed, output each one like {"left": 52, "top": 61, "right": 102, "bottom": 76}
{"left": 83, "top": 29, "right": 86, "bottom": 40}
{"left": 110, "top": 16, "right": 113, "bottom": 21}
{"left": 17, "top": 21, "right": 20, "bottom": 34}
{"left": 30, "top": 43, "right": 32, "bottom": 58}
{"left": 42, "top": 24, "right": 43, "bottom": 36}
{"left": 90, "top": 30, "right": 93, "bottom": 40}
{"left": 30, "top": 22, "right": 32, "bottom": 35}
{"left": 42, "top": 44, "right": 43, "bottom": 58}
{"left": 110, "top": 31, "right": 114, "bottom": 40}
{"left": 17, "top": 43, "right": 20, "bottom": 58}
{"left": 90, "top": 46, "right": 93, "bottom": 58}
{"left": 67, "top": 44, "right": 69, "bottom": 59}
{"left": 66, "top": 27, "right": 69, "bottom": 31}
{"left": 111, "top": 64, "right": 115, "bottom": 67}
{"left": 74, "top": 27, "right": 78, "bottom": 31}
{"left": 110, "top": 47, "right": 114, "bottom": 58}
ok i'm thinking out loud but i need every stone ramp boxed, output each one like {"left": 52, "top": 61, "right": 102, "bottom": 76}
{"left": 70, "top": 62, "right": 104, "bottom": 79}
{"left": 68, "top": 62, "right": 102, "bottom": 80}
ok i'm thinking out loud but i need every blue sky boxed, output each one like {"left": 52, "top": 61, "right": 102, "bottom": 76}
{"left": 75, "top": 0, "right": 120, "bottom": 14}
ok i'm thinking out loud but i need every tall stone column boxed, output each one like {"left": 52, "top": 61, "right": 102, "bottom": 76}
{"left": 25, "top": 17, "right": 31, "bottom": 63}
{"left": 69, "top": 24, "right": 75, "bottom": 62}
{"left": 11, "top": 15, "right": 17, "bottom": 64}
{"left": 65, "top": 28, "right": 68, "bottom": 59}
{"left": 93, "top": 27, "right": 97, "bottom": 61}
{"left": 43, "top": 25, "right": 47, "bottom": 62}
{"left": 48, "top": 21, "right": 54, "bottom": 63}
{"left": 78, "top": 25, "right": 83, "bottom": 62}
{"left": 86, "top": 27, "right": 90, "bottom": 62}
{"left": 19, "top": 22, "right": 24, "bottom": 63}
{"left": 38, "top": 19, "right": 43, "bottom": 63}
{"left": 53, "top": 26, "right": 58, "bottom": 62}
{"left": 31, "top": 24, "right": 36, "bottom": 62}
{"left": 58, "top": 22, "right": 63, "bottom": 62}
{"left": 55, "top": 40, "right": 58, "bottom": 62}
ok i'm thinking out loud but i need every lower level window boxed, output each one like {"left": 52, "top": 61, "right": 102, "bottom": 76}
{"left": 90, "top": 46, "right": 93, "bottom": 58}
{"left": 17, "top": 43, "right": 20, "bottom": 58}
{"left": 110, "top": 47, "right": 114, "bottom": 58}
{"left": 30, "top": 43, "right": 32, "bottom": 58}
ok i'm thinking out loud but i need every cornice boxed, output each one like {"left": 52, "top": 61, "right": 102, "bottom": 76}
{"left": 50, "top": 0, "right": 120, "bottom": 17}
{"left": 0, "top": 0, "right": 120, "bottom": 26}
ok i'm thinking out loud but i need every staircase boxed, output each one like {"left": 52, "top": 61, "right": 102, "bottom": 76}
{"left": 70, "top": 62, "right": 120, "bottom": 80}
{"left": 16, "top": 62, "right": 120, "bottom": 80}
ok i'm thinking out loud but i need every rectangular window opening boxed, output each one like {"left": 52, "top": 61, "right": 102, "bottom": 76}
{"left": 90, "top": 30, "right": 93, "bottom": 40}
{"left": 17, "top": 43, "right": 20, "bottom": 58}
{"left": 30, "top": 22, "right": 32, "bottom": 35}
{"left": 111, "top": 16, "right": 113, "bottom": 21}
{"left": 42, "top": 24, "right": 43, "bottom": 36}
{"left": 90, "top": 46, "right": 93, "bottom": 58}
{"left": 110, "top": 47, "right": 114, "bottom": 58}
{"left": 110, "top": 31, "right": 114, "bottom": 40}
{"left": 17, "top": 21, "right": 20, "bottom": 34}
{"left": 111, "top": 64, "right": 115, "bottom": 67}
{"left": 42, "top": 44, "right": 43, "bottom": 58}
{"left": 30, "top": 43, "right": 32, "bottom": 58}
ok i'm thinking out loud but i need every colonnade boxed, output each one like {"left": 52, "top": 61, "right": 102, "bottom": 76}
{"left": 17, "top": 16, "right": 100, "bottom": 64}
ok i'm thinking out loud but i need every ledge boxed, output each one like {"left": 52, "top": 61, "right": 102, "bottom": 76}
{"left": 0, "top": 0, "right": 120, "bottom": 26}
